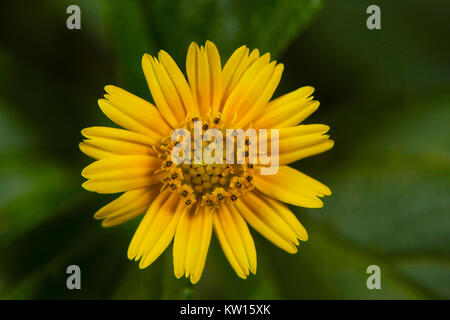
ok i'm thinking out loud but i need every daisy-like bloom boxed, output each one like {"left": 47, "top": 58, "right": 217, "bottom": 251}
{"left": 80, "top": 41, "right": 333, "bottom": 284}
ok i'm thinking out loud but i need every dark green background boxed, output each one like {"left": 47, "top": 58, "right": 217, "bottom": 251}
{"left": 0, "top": 0, "right": 449, "bottom": 299}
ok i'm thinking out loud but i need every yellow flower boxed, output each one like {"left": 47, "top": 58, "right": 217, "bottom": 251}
{"left": 80, "top": 41, "right": 334, "bottom": 284}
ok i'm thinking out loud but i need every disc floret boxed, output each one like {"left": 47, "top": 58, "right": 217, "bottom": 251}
{"left": 155, "top": 114, "right": 256, "bottom": 209}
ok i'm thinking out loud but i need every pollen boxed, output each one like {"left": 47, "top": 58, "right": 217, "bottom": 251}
{"left": 155, "top": 114, "right": 256, "bottom": 209}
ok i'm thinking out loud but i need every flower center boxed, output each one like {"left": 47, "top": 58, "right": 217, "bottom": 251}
{"left": 154, "top": 114, "right": 256, "bottom": 209}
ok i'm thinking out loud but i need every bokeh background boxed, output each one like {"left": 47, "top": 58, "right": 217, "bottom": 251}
{"left": 0, "top": 0, "right": 449, "bottom": 299}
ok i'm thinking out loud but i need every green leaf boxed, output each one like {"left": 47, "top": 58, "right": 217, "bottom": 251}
{"left": 141, "top": 0, "right": 324, "bottom": 60}
{"left": 0, "top": 156, "right": 83, "bottom": 249}
{"left": 189, "top": 239, "right": 283, "bottom": 299}
{"left": 111, "top": 248, "right": 187, "bottom": 299}
{"left": 102, "top": 0, "right": 324, "bottom": 101}
{"left": 286, "top": 92, "right": 450, "bottom": 299}
{"left": 102, "top": 0, "right": 158, "bottom": 98}
{"left": 0, "top": 100, "right": 85, "bottom": 251}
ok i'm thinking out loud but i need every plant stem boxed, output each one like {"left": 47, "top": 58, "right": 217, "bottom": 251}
{"left": 183, "top": 279, "right": 194, "bottom": 300}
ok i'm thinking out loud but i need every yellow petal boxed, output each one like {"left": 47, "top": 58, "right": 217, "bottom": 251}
{"left": 252, "top": 190, "right": 308, "bottom": 241}
{"left": 277, "top": 124, "right": 330, "bottom": 140}
{"left": 221, "top": 47, "right": 260, "bottom": 110}
{"left": 94, "top": 187, "right": 159, "bottom": 220}
{"left": 80, "top": 138, "right": 155, "bottom": 158}
{"left": 268, "top": 124, "right": 333, "bottom": 165}
{"left": 82, "top": 126, "right": 158, "bottom": 146}
{"left": 253, "top": 86, "right": 318, "bottom": 128}
{"left": 142, "top": 54, "right": 182, "bottom": 127}
{"left": 205, "top": 41, "right": 223, "bottom": 115}
{"left": 214, "top": 203, "right": 257, "bottom": 278}
{"left": 81, "top": 155, "right": 160, "bottom": 176}
{"left": 80, "top": 126, "right": 157, "bottom": 160}
{"left": 152, "top": 56, "right": 187, "bottom": 122}
{"left": 278, "top": 140, "right": 334, "bottom": 165}
{"left": 216, "top": 205, "right": 250, "bottom": 277}
{"left": 79, "top": 142, "right": 115, "bottom": 160}
{"left": 185, "top": 41, "right": 223, "bottom": 117}
{"left": 233, "top": 198, "right": 298, "bottom": 253}
{"left": 187, "top": 43, "right": 214, "bottom": 117}
{"left": 186, "top": 42, "right": 200, "bottom": 115}
{"left": 232, "top": 60, "right": 276, "bottom": 125}
{"left": 82, "top": 176, "right": 163, "bottom": 194}
{"left": 234, "top": 63, "right": 284, "bottom": 128}
{"left": 242, "top": 192, "right": 299, "bottom": 243}
{"left": 253, "top": 165, "right": 331, "bottom": 207}
{"left": 279, "top": 133, "right": 329, "bottom": 153}
{"left": 234, "top": 190, "right": 307, "bottom": 253}
{"left": 139, "top": 198, "right": 185, "bottom": 269}
{"left": 127, "top": 189, "right": 174, "bottom": 260}
{"left": 81, "top": 155, "right": 163, "bottom": 194}
{"left": 174, "top": 206, "right": 213, "bottom": 284}
{"left": 221, "top": 45, "right": 248, "bottom": 99}
{"left": 214, "top": 206, "right": 244, "bottom": 279}
{"left": 102, "top": 207, "right": 149, "bottom": 227}
{"left": 268, "top": 86, "right": 315, "bottom": 109}
{"left": 189, "top": 207, "right": 213, "bottom": 284}
{"left": 227, "top": 203, "right": 257, "bottom": 273}
{"left": 98, "top": 99, "right": 163, "bottom": 141}
{"left": 158, "top": 50, "right": 198, "bottom": 116}
{"left": 196, "top": 46, "right": 211, "bottom": 116}
{"left": 173, "top": 207, "right": 191, "bottom": 279}
{"left": 213, "top": 207, "right": 246, "bottom": 279}
{"left": 103, "top": 85, "right": 170, "bottom": 136}
{"left": 221, "top": 53, "right": 272, "bottom": 125}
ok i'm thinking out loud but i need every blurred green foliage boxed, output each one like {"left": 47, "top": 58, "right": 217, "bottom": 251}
{"left": 0, "top": 0, "right": 449, "bottom": 299}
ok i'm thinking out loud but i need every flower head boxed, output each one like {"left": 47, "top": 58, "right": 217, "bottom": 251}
{"left": 80, "top": 41, "right": 333, "bottom": 284}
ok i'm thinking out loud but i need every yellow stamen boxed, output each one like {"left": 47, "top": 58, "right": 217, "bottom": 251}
{"left": 156, "top": 115, "right": 256, "bottom": 208}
